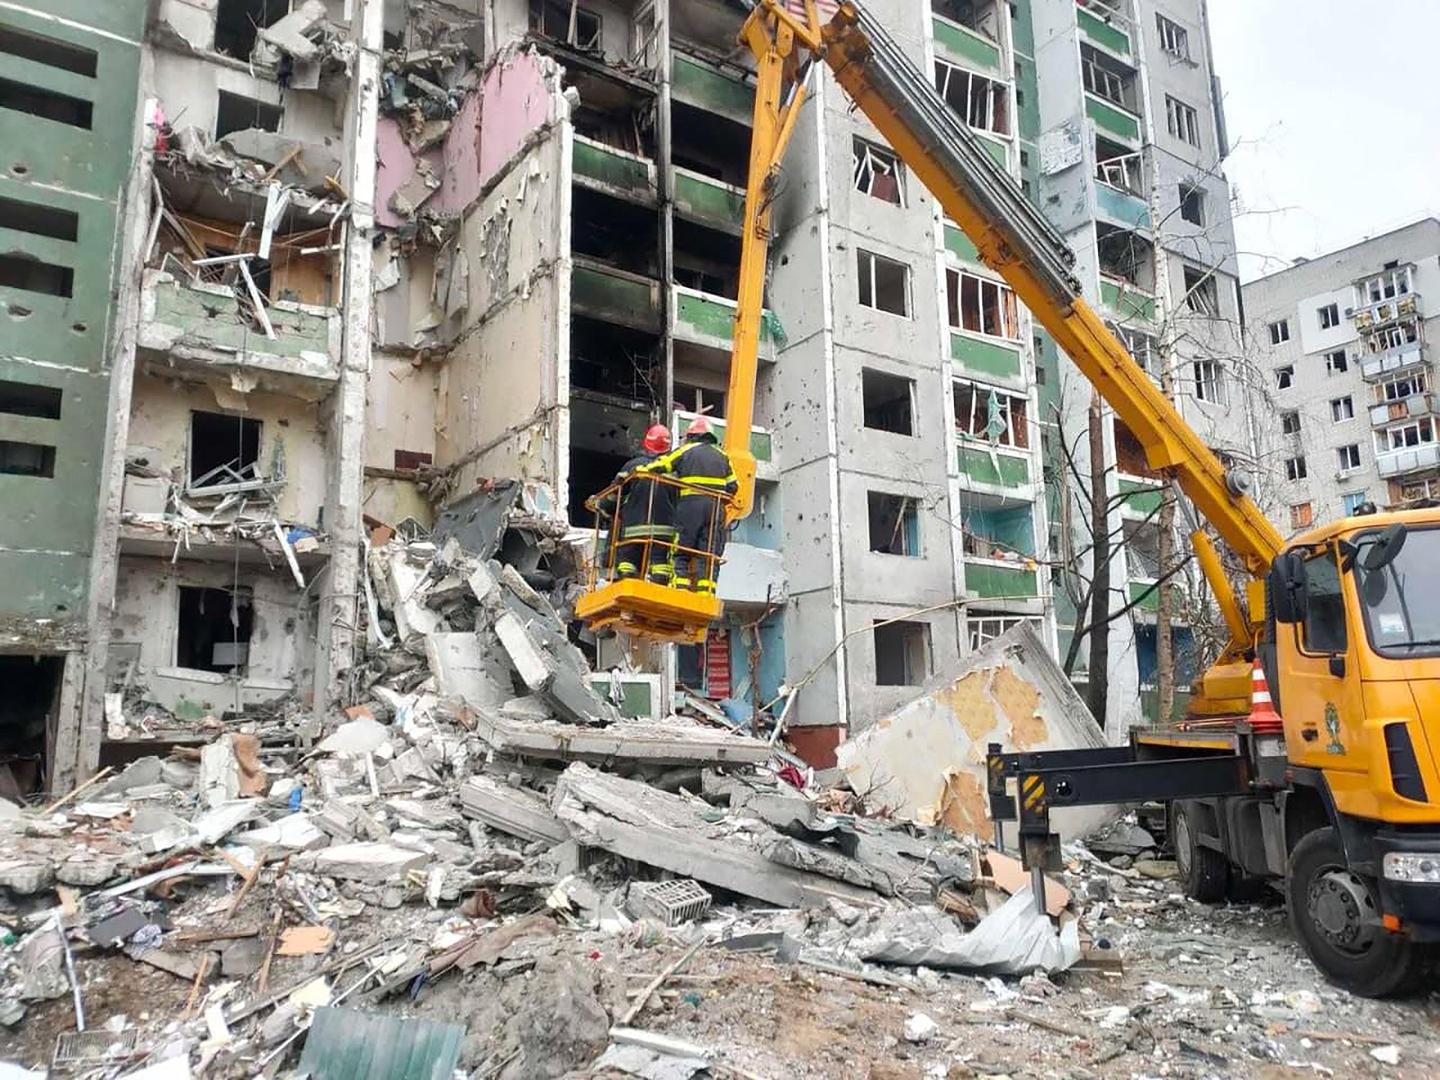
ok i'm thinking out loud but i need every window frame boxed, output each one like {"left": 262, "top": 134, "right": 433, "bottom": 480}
{"left": 1165, "top": 94, "right": 1201, "bottom": 147}
{"left": 1275, "top": 366, "right": 1295, "bottom": 390}
{"left": 1280, "top": 410, "right": 1301, "bottom": 435}
{"left": 1268, "top": 319, "right": 1290, "bottom": 345}
{"left": 856, "top": 248, "right": 911, "bottom": 317}
{"left": 946, "top": 268, "right": 1020, "bottom": 340}
{"left": 934, "top": 57, "right": 1011, "bottom": 137}
{"left": 1284, "top": 455, "right": 1308, "bottom": 482}
{"left": 1192, "top": 359, "right": 1226, "bottom": 405}
{"left": 1318, "top": 302, "right": 1340, "bottom": 330}
{"left": 1155, "top": 13, "right": 1191, "bottom": 60}
{"left": 1324, "top": 349, "right": 1348, "bottom": 375}
{"left": 1331, "top": 395, "right": 1355, "bottom": 423}
{"left": 1336, "top": 443, "right": 1362, "bottom": 471}
{"left": 852, "top": 136, "right": 906, "bottom": 207}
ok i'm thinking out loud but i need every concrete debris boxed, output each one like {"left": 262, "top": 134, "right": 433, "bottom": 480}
{"left": 256, "top": 0, "right": 329, "bottom": 63}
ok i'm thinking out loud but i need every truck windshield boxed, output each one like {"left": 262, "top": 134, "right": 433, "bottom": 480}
{"left": 1353, "top": 527, "right": 1440, "bottom": 657}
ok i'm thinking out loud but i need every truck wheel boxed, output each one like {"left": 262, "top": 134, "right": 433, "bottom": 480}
{"left": 1173, "top": 801, "right": 1226, "bottom": 902}
{"left": 1286, "top": 827, "right": 1430, "bottom": 997}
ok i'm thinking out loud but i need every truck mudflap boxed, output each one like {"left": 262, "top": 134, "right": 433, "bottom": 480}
{"left": 1371, "top": 831, "right": 1440, "bottom": 942}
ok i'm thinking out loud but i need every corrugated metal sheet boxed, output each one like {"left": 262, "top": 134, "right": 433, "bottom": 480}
{"left": 297, "top": 1008, "right": 464, "bottom": 1080}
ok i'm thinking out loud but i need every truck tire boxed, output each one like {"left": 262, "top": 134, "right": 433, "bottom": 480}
{"left": 1173, "top": 801, "right": 1227, "bottom": 902}
{"left": 1286, "top": 827, "right": 1431, "bottom": 997}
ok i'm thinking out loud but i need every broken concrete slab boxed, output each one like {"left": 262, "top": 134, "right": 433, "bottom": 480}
{"left": 317, "top": 717, "right": 392, "bottom": 757}
{"left": 233, "top": 812, "right": 328, "bottom": 851}
{"left": 308, "top": 842, "right": 430, "bottom": 884}
{"left": 425, "top": 632, "right": 510, "bottom": 710}
{"left": 836, "top": 625, "right": 1117, "bottom": 842}
{"left": 384, "top": 549, "right": 444, "bottom": 641}
{"left": 493, "top": 611, "right": 550, "bottom": 692}
{"left": 193, "top": 800, "right": 262, "bottom": 845}
{"left": 471, "top": 710, "right": 775, "bottom": 767}
{"left": 256, "top": 0, "right": 328, "bottom": 62}
{"left": 218, "top": 130, "right": 344, "bottom": 192}
{"left": 0, "top": 858, "right": 55, "bottom": 895}
{"left": 19, "top": 924, "right": 68, "bottom": 1000}
{"left": 552, "top": 764, "right": 881, "bottom": 909}
{"left": 458, "top": 776, "right": 569, "bottom": 844}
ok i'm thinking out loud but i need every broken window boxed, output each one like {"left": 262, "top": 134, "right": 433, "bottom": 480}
{"left": 1358, "top": 267, "right": 1411, "bottom": 305}
{"left": 214, "top": 0, "right": 288, "bottom": 60}
{"left": 673, "top": 380, "right": 725, "bottom": 418}
{"left": 954, "top": 381, "right": 1028, "bottom": 448}
{"left": 1275, "top": 366, "right": 1294, "bottom": 390}
{"left": 1365, "top": 320, "right": 1420, "bottom": 354}
{"left": 189, "top": 411, "right": 262, "bottom": 491}
{"left": 0, "top": 23, "right": 97, "bottom": 76}
{"left": 946, "top": 269, "right": 1019, "bottom": 339}
{"left": 1290, "top": 502, "right": 1313, "bottom": 530}
{"left": 1325, "top": 349, "right": 1349, "bottom": 375}
{"left": 1342, "top": 492, "right": 1369, "bottom": 516}
{"left": 1118, "top": 327, "right": 1156, "bottom": 375}
{"left": 1318, "top": 302, "right": 1340, "bottom": 330}
{"left": 1156, "top": 13, "right": 1190, "bottom": 60}
{"left": 967, "top": 612, "right": 1040, "bottom": 652}
{"left": 177, "top": 585, "right": 253, "bottom": 674}
{"left": 1337, "top": 444, "right": 1362, "bottom": 471}
{"left": 1377, "top": 370, "right": 1428, "bottom": 402}
{"left": 1165, "top": 94, "right": 1200, "bottom": 148}
{"left": 1094, "top": 137, "right": 1142, "bottom": 195}
{"left": 531, "top": 0, "right": 604, "bottom": 50}
{"left": 963, "top": 504, "right": 1035, "bottom": 559}
{"left": 868, "top": 491, "right": 921, "bottom": 556}
{"left": 853, "top": 137, "right": 905, "bottom": 206}
{"left": 932, "top": 0, "right": 999, "bottom": 40}
{"left": 1182, "top": 264, "right": 1219, "bottom": 316}
{"left": 1378, "top": 420, "right": 1434, "bottom": 452}
{"left": 1123, "top": 520, "right": 1161, "bottom": 579}
{"left": 874, "top": 620, "right": 930, "bottom": 686}
{"left": 0, "top": 379, "right": 61, "bottom": 419}
{"left": 1284, "top": 456, "right": 1307, "bottom": 482}
{"left": 215, "top": 90, "right": 281, "bottom": 140}
{"left": 0, "top": 75, "right": 91, "bottom": 129}
{"left": 934, "top": 59, "right": 1010, "bottom": 136}
{"left": 1179, "top": 183, "right": 1205, "bottom": 226}
{"left": 0, "top": 440, "right": 55, "bottom": 477}
{"left": 1331, "top": 396, "right": 1355, "bottom": 423}
{"left": 1192, "top": 360, "right": 1226, "bottom": 405}
{"left": 1281, "top": 410, "right": 1300, "bottom": 435}
{"left": 862, "top": 369, "right": 915, "bottom": 435}
{"left": 857, "top": 249, "right": 910, "bottom": 316}
{"left": 1096, "top": 224, "right": 1153, "bottom": 289}
{"left": 1081, "top": 45, "right": 1135, "bottom": 111}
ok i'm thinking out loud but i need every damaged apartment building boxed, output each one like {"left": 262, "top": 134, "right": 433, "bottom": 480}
{"left": 0, "top": 0, "right": 1254, "bottom": 791}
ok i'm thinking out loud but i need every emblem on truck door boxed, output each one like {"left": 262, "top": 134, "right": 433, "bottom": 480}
{"left": 1324, "top": 702, "right": 1346, "bottom": 755}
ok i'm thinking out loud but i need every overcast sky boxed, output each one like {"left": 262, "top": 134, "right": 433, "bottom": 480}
{"left": 1207, "top": 1, "right": 1440, "bottom": 282}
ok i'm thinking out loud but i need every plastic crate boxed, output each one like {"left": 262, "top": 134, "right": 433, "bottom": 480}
{"left": 628, "top": 879, "right": 712, "bottom": 926}
{"left": 53, "top": 1029, "right": 140, "bottom": 1068}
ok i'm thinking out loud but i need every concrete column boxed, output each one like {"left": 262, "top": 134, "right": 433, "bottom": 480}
{"left": 314, "top": 0, "right": 382, "bottom": 716}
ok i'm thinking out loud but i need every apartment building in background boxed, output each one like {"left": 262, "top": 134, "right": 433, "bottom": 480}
{"left": 1245, "top": 219, "right": 1440, "bottom": 533}
{"left": 0, "top": 0, "right": 1257, "bottom": 791}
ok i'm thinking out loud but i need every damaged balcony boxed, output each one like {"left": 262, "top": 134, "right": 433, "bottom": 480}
{"left": 1082, "top": 40, "right": 1141, "bottom": 148}
{"left": 1358, "top": 330, "right": 1425, "bottom": 382}
{"left": 931, "top": 1, "right": 1004, "bottom": 75}
{"left": 1115, "top": 417, "right": 1163, "bottom": 517}
{"left": 672, "top": 51, "right": 754, "bottom": 130}
{"left": 960, "top": 497, "right": 1041, "bottom": 605}
{"left": 1096, "top": 223, "right": 1157, "bottom": 324}
{"left": 673, "top": 168, "right": 746, "bottom": 237}
{"left": 1076, "top": 0, "right": 1134, "bottom": 61}
{"left": 1369, "top": 372, "right": 1436, "bottom": 427}
{"left": 1093, "top": 138, "right": 1148, "bottom": 231}
{"left": 572, "top": 134, "right": 657, "bottom": 206}
{"left": 954, "top": 381, "right": 1034, "bottom": 497}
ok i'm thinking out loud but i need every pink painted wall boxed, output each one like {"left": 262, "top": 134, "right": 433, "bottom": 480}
{"left": 375, "top": 117, "right": 416, "bottom": 229}
{"left": 475, "top": 51, "right": 553, "bottom": 187}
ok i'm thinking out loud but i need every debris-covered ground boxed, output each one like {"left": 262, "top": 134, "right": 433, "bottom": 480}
{"left": 2, "top": 505, "right": 1437, "bottom": 1078}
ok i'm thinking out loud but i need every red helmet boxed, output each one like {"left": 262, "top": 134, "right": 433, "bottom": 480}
{"left": 684, "top": 415, "right": 714, "bottom": 440}
{"left": 642, "top": 424, "right": 672, "bottom": 454}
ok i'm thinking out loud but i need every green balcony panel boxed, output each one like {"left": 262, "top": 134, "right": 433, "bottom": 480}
{"left": 151, "top": 279, "right": 331, "bottom": 359}
{"left": 958, "top": 443, "right": 1030, "bottom": 488}
{"left": 674, "top": 291, "right": 780, "bottom": 350}
{"left": 572, "top": 263, "right": 661, "bottom": 333}
{"left": 932, "top": 17, "right": 1002, "bottom": 73}
{"left": 1099, "top": 277, "right": 1157, "bottom": 323}
{"left": 1077, "top": 8, "right": 1131, "bottom": 57}
{"left": 673, "top": 170, "right": 745, "bottom": 232}
{"left": 1129, "top": 579, "right": 1160, "bottom": 613}
{"left": 1095, "top": 182, "right": 1149, "bottom": 230}
{"left": 966, "top": 560, "right": 1039, "bottom": 599}
{"left": 1085, "top": 95, "right": 1140, "bottom": 144}
{"left": 950, "top": 333, "right": 1022, "bottom": 380}
{"left": 572, "top": 138, "right": 653, "bottom": 201}
{"left": 1120, "top": 477, "right": 1162, "bottom": 516}
{"left": 673, "top": 54, "right": 753, "bottom": 126}
{"left": 945, "top": 223, "right": 982, "bottom": 264}
{"left": 975, "top": 133, "right": 1009, "bottom": 169}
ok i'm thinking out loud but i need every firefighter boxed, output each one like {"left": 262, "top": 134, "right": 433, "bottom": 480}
{"left": 644, "top": 416, "right": 737, "bottom": 594}
{"left": 595, "top": 424, "right": 678, "bottom": 584}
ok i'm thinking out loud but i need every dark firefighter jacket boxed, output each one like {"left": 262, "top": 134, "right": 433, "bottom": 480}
{"left": 597, "top": 452, "right": 678, "bottom": 539}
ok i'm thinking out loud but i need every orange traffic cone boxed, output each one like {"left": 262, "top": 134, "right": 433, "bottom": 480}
{"left": 1247, "top": 658, "right": 1284, "bottom": 733}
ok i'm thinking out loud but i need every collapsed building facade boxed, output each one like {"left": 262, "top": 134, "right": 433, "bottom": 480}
{"left": 0, "top": 0, "right": 1257, "bottom": 793}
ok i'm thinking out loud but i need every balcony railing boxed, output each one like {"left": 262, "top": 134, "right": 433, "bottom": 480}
{"left": 1370, "top": 392, "right": 1436, "bottom": 427}
{"left": 1351, "top": 293, "right": 1422, "bottom": 331}
{"left": 932, "top": 12, "right": 1003, "bottom": 73}
{"left": 1099, "top": 274, "right": 1156, "bottom": 323}
{"left": 1359, "top": 342, "right": 1425, "bottom": 382}
{"left": 957, "top": 439, "right": 1032, "bottom": 492}
{"left": 1376, "top": 441, "right": 1440, "bottom": 479}
{"left": 671, "top": 285, "right": 781, "bottom": 361}
{"left": 572, "top": 135, "right": 656, "bottom": 204}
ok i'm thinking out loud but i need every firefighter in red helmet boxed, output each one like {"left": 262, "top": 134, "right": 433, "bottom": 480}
{"left": 640, "top": 415, "right": 737, "bottom": 594}
{"left": 594, "top": 423, "right": 678, "bottom": 584}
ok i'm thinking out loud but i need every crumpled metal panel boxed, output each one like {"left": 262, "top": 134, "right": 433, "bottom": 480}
{"left": 297, "top": 1007, "right": 464, "bottom": 1080}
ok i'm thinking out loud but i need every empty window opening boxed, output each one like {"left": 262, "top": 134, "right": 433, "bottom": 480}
{"left": 1081, "top": 44, "right": 1135, "bottom": 111}
{"left": 1192, "top": 359, "right": 1226, "bottom": 405}
{"left": 934, "top": 59, "right": 1010, "bottom": 136}
{"left": 1096, "top": 223, "right": 1154, "bottom": 290}
{"left": 1165, "top": 94, "right": 1200, "bottom": 147}
{"left": 1326, "top": 350, "right": 1349, "bottom": 375}
{"left": 853, "top": 137, "right": 905, "bottom": 205}
{"left": 1331, "top": 396, "right": 1355, "bottom": 423}
{"left": 947, "top": 268, "right": 1019, "bottom": 338}
{"left": 0, "top": 654, "right": 63, "bottom": 795}
{"left": 955, "top": 381, "right": 1028, "bottom": 447}
{"left": 1275, "top": 365, "right": 1294, "bottom": 390}
{"left": 0, "top": 253, "right": 73, "bottom": 297}
{"left": 1123, "top": 520, "right": 1161, "bottom": 579}
{"left": 874, "top": 620, "right": 930, "bottom": 686}
{"left": 868, "top": 491, "right": 920, "bottom": 556}
{"left": 1359, "top": 268, "right": 1411, "bottom": 305}
{"left": 572, "top": 187, "right": 661, "bottom": 278}
{"left": 1268, "top": 319, "right": 1290, "bottom": 345}
{"left": 1290, "top": 502, "right": 1313, "bottom": 531}
{"left": 862, "top": 369, "right": 915, "bottom": 435}
{"left": 1337, "top": 444, "right": 1362, "bottom": 471}
{"left": 1179, "top": 183, "right": 1205, "bottom": 226}
{"left": 963, "top": 504, "right": 1035, "bottom": 559}
{"left": 1156, "top": 13, "right": 1190, "bottom": 59}
{"left": 0, "top": 194, "right": 77, "bottom": 242}
{"left": 1284, "top": 455, "right": 1307, "bottom": 482}
{"left": 214, "top": 0, "right": 289, "bottom": 60}
{"left": 189, "top": 411, "right": 262, "bottom": 490}
{"left": 177, "top": 585, "right": 253, "bottom": 674}
{"left": 0, "top": 379, "right": 61, "bottom": 419}
{"left": 670, "top": 101, "right": 749, "bottom": 187}
{"left": 0, "top": 76, "right": 91, "bottom": 129}
{"left": 1318, "top": 302, "right": 1340, "bottom": 330}
{"left": 0, "top": 439, "right": 54, "bottom": 477}
{"left": 932, "top": 0, "right": 1000, "bottom": 41}
{"left": 215, "top": 91, "right": 281, "bottom": 140}
{"left": 857, "top": 249, "right": 910, "bottom": 316}
{"left": 570, "top": 316, "right": 661, "bottom": 400}
{"left": 569, "top": 444, "right": 631, "bottom": 527}
{"left": 1182, "top": 264, "right": 1219, "bottom": 316}
{"left": 1280, "top": 410, "right": 1300, "bottom": 435}
{"left": 0, "top": 24, "right": 95, "bottom": 76}
{"left": 531, "top": 0, "right": 603, "bottom": 50}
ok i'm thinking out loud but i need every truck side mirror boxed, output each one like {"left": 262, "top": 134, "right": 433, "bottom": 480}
{"left": 1360, "top": 523, "right": 1407, "bottom": 572}
{"left": 1269, "top": 551, "right": 1308, "bottom": 625}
